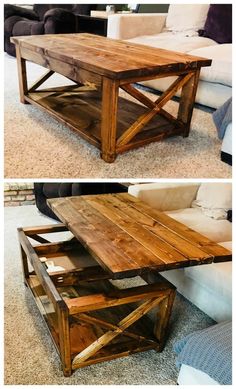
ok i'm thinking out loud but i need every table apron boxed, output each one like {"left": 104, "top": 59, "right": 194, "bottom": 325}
{"left": 19, "top": 45, "right": 102, "bottom": 88}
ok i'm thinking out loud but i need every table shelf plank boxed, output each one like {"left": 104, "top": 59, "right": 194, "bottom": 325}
{"left": 25, "top": 86, "right": 180, "bottom": 152}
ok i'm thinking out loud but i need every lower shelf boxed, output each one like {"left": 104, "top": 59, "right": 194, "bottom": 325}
{"left": 25, "top": 85, "right": 182, "bottom": 152}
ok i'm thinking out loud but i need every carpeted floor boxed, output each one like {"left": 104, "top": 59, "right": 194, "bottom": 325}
{"left": 4, "top": 54, "right": 231, "bottom": 179}
{"left": 4, "top": 205, "right": 215, "bottom": 385}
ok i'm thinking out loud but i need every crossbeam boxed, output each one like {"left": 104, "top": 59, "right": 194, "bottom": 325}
{"left": 78, "top": 313, "right": 156, "bottom": 344}
{"left": 117, "top": 72, "right": 193, "bottom": 147}
{"left": 72, "top": 296, "right": 163, "bottom": 367}
{"left": 77, "top": 313, "right": 157, "bottom": 344}
{"left": 29, "top": 234, "right": 51, "bottom": 244}
{"left": 120, "top": 83, "right": 184, "bottom": 128}
{"left": 28, "top": 70, "right": 54, "bottom": 92}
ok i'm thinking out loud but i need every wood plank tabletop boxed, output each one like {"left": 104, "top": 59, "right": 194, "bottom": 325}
{"left": 47, "top": 193, "right": 231, "bottom": 278}
{"left": 11, "top": 33, "right": 212, "bottom": 79}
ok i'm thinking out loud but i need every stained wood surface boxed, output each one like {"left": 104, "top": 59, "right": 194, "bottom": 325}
{"left": 25, "top": 85, "right": 179, "bottom": 152}
{"left": 11, "top": 33, "right": 211, "bottom": 79}
{"left": 48, "top": 194, "right": 232, "bottom": 278}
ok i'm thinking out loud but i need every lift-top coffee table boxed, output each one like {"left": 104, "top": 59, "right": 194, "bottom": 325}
{"left": 18, "top": 193, "right": 231, "bottom": 376}
{"left": 11, "top": 33, "right": 211, "bottom": 162}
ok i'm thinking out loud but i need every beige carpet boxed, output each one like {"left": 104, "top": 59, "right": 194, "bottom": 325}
{"left": 4, "top": 205, "right": 215, "bottom": 385}
{"left": 4, "top": 53, "right": 231, "bottom": 178}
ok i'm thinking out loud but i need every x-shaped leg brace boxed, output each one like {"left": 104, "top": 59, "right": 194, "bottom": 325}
{"left": 72, "top": 296, "right": 165, "bottom": 368}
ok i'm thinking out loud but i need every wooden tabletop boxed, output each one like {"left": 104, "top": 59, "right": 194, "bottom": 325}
{"left": 47, "top": 193, "right": 231, "bottom": 279}
{"left": 11, "top": 33, "right": 212, "bottom": 79}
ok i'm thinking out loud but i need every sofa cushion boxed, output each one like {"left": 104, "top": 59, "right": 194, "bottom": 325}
{"left": 128, "top": 32, "right": 217, "bottom": 54}
{"left": 165, "top": 208, "right": 232, "bottom": 243}
{"left": 185, "top": 261, "right": 232, "bottom": 302}
{"left": 166, "top": 4, "right": 209, "bottom": 35}
{"left": 199, "top": 4, "right": 232, "bottom": 44}
{"left": 192, "top": 183, "right": 232, "bottom": 220}
{"left": 128, "top": 183, "right": 199, "bottom": 211}
{"left": 188, "top": 44, "right": 232, "bottom": 87}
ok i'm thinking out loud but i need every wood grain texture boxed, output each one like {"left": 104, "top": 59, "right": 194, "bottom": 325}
{"left": 11, "top": 33, "right": 211, "bottom": 79}
{"left": 47, "top": 194, "right": 232, "bottom": 278}
{"left": 24, "top": 85, "right": 181, "bottom": 154}
{"left": 72, "top": 297, "right": 164, "bottom": 367}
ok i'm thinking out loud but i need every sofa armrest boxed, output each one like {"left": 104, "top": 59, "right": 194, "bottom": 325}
{"left": 43, "top": 8, "right": 76, "bottom": 34}
{"left": 128, "top": 183, "right": 200, "bottom": 211}
{"left": 107, "top": 13, "right": 167, "bottom": 40}
{"left": 4, "top": 4, "right": 38, "bottom": 22}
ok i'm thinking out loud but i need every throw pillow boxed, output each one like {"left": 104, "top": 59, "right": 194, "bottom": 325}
{"left": 191, "top": 183, "right": 232, "bottom": 220}
{"left": 166, "top": 4, "right": 209, "bottom": 34}
{"left": 198, "top": 4, "right": 232, "bottom": 43}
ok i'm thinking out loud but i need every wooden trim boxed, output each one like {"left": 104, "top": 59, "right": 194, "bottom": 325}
{"left": 65, "top": 282, "right": 173, "bottom": 315}
{"left": 23, "top": 224, "right": 67, "bottom": 235}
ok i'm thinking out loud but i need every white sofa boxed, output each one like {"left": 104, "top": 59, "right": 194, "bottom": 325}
{"left": 128, "top": 182, "right": 232, "bottom": 323}
{"left": 107, "top": 4, "right": 232, "bottom": 109}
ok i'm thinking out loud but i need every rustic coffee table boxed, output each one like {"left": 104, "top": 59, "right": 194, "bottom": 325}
{"left": 11, "top": 33, "right": 211, "bottom": 162}
{"left": 18, "top": 193, "right": 231, "bottom": 376}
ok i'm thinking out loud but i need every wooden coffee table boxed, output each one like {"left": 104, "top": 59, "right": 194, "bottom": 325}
{"left": 11, "top": 33, "right": 211, "bottom": 162}
{"left": 18, "top": 193, "right": 231, "bottom": 376}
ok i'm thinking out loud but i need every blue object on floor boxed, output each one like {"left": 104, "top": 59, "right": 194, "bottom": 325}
{"left": 173, "top": 321, "right": 232, "bottom": 385}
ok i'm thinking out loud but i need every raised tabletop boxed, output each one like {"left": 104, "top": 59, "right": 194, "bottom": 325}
{"left": 48, "top": 193, "right": 231, "bottom": 279}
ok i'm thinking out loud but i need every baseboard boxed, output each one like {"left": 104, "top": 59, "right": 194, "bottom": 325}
{"left": 221, "top": 151, "right": 232, "bottom": 166}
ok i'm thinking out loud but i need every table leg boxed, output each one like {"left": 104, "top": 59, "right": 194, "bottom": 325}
{"left": 19, "top": 244, "right": 29, "bottom": 286}
{"left": 100, "top": 77, "right": 119, "bottom": 162}
{"left": 177, "top": 69, "right": 200, "bottom": 137}
{"left": 58, "top": 306, "right": 72, "bottom": 377}
{"left": 15, "top": 45, "right": 28, "bottom": 104}
{"left": 154, "top": 289, "right": 176, "bottom": 350}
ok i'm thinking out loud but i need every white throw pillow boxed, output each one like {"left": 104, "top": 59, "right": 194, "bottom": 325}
{"left": 188, "top": 44, "right": 232, "bottom": 86}
{"left": 192, "top": 183, "right": 232, "bottom": 220}
{"left": 166, "top": 4, "right": 210, "bottom": 34}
